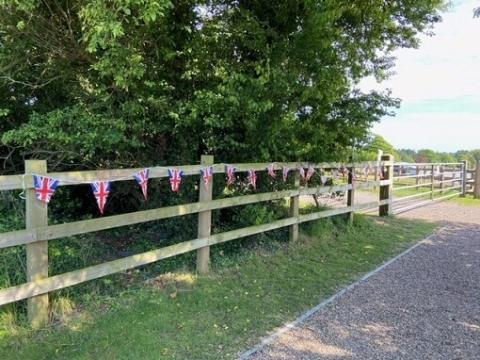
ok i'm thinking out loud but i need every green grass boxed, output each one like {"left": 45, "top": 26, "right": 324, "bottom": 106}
{"left": 449, "top": 194, "right": 480, "bottom": 206}
{"left": 0, "top": 215, "right": 435, "bottom": 360}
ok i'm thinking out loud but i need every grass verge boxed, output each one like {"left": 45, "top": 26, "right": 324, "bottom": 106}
{"left": 0, "top": 214, "right": 435, "bottom": 360}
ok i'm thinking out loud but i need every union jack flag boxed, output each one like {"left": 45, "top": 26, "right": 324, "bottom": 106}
{"left": 225, "top": 165, "right": 235, "bottom": 186}
{"left": 133, "top": 168, "right": 150, "bottom": 200}
{"left": 200, "top": 166, "right": 213, "bottom": 187}
{"left": 90, "top": 181, "right": 111, "bottom": 215}
{"left": 282, "top": 167, "right": 289, "bottom": 182}
{"left": 299, "top": 167, "right": 306, "bottom": 180}
{"left": 247, "top": 169, "right": 257, "bottom": 189}
{"left": 168, "top": 168, "right": 183, "bottom": 192}
{"left": 305, "top": 166, "right": 315, "bottom": 181}
{"left": 267, "top": 164, "right": 276, "bottom": 178}
{"left": 364, "top": 165, "right": 371, "bottom": 181}
{"left": 33, "top": 175, "right": 59, "bottom": 204}
{"left": 378, "top": 166, "right": 385, "bottom": 180}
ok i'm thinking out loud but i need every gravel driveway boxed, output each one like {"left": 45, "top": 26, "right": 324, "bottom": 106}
{"left": 241, "top": 200, "right": 480, "bottom": 359}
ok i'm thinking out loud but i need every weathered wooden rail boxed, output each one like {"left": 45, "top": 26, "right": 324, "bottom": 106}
{"left": 390, "top": 161, "right": 466, "bottom": 214}
{"left": 1, "top": 155, "right": 397, "bottom": 328}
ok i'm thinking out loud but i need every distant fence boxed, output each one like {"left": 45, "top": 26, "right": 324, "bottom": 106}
{"left": 0, "top": 154, "right": 466, "bottom": 328}
{"left": 391, "top": 161, "right": 466, "bottom": 214}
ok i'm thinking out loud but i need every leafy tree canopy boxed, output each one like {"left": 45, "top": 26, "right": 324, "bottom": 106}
{"left": 0, "top": 0, "right": 445, "bottom": 172}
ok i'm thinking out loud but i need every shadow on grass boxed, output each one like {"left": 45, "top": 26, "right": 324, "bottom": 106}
{"left": 0, "top": 215, "right": 435, "bottom": 360}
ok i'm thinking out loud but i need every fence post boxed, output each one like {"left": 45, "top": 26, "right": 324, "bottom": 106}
{"left": 475, "top": 160, "right": 480, "bottom": 199}
{"left": 374, "top": 149, "right": 382, "bottom": 190}
{"left": 25, "top": 160, "right": 49, "bottom": 328}
{"left": 379, "top": 154, "right": 393, "bottom": 216}
{"left": 197, "top": 155, "right": 214, "bottom": 274}
{"left": 415, "top": 165, "right": 420, "bottom": 190}
{"left": 289, "top": 170, "right": 300, "bottom": 242}
{"left": 346, "top": 165, "right": 355, "bottom": 224}
{"left": 461, "top": 160, "right": 467, "bottom": 197}
{"left": 430, "top": 165, "right": 434, "bottom": 200}
{"left": 439, "top": 165, "right": 444, "bottom": 194}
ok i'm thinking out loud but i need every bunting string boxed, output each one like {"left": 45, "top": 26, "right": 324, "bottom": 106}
{"left": 25, "top": 161, "right": 378, "bottom": 214}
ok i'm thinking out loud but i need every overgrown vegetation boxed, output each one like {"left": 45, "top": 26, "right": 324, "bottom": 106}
{"left": 0, "top": 215, "right": 435, "bottom": 359}
{"left": 358, "top": 134, "right": 480, "bottom": 165}
{"left": 0, "top": 0, "right": 445, "bottom": 172}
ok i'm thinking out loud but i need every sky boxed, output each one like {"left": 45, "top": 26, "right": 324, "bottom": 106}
{"left": 360, "top": 0, "right": 480, "bottom": 152}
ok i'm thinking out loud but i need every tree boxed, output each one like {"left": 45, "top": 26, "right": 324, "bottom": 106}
{"left": 0, "top": 1, "right": 444, "bottom": 173}
{"left": 358, "top": 134, "right": 401, "bottom": 161}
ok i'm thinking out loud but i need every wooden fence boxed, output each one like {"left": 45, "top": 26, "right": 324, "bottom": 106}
{"left": 1, "top": 154, "right": 394, "bottom": 328}
{"left": 390, "top": 161, "right": 466, "bottom": 214}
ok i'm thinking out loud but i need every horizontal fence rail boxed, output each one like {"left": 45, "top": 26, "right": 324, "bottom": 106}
{"left": 390, "top": 161, "right": 465, "bottom": 214}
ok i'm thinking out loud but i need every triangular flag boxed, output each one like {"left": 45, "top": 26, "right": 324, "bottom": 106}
{"left": 225, "top": 165, "right": 236, "bottom": 186}
{"left": 320, "top": 176, "right": 327, "bottom": 185}
{"left": 133, "top": 168, "right": 150, "bottom": 200}
{"left": 33, "top": 175, "right": 59, "bottom": 204}
{"left": 168, "top": 168, "right": 183, "bottom": 192}
{"left": 200, "top": 166, "right": 213, "bottom": 187}
{"left": 364, "top": 165, "right": 370, "bottom": 180}
{"left": 248, "top": 169, "right": 257, "bottom": 189}
{"left": 267, "top": 164, "right": 276, "bottom": 178}
{"left": 90, "top": 181, "right": 111, "bottom": 215}
{"left": 305, "top": 166, "right": 315, "bottom": 181}
{"left": 299, "top": 167, "right": 306, "bottom": 180}
{"left": 282, "top": 167, "right": 289, "bottom": 182}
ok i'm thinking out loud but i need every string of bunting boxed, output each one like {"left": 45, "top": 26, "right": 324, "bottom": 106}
{"left": 29, "top": 162, "right": 383, "bottom": 215}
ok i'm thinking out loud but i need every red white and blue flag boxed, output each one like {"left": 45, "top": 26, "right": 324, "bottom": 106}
{"left": 225, "top": 165, "right": 235, "bottom": 186}
{"left": 306, "top": 166, "right": 315, "bottom": 181}
{"left": 200, "top": 166, "right": 213, "bottom": 187}
{"left": 299, "top": 167, "right": 306, "bottom": 180}
{"left": 267, "top": 164, "right": 276, "bottom": 178}
{"left": 247, "top": 169, "right": 257, "bottom": 189}
{"left": 33, "top": 175, "right": 59, "bottom": 204}
{"left": 282, "top": 167, "right": 289, "bottom": 182}
{"left": 133, "top": 168, "right": 150, "bottom": 200}
{"left": 90, "top": 181, "right": 111, "bottom": 215}
{"left": 364, "top": 165, "right": 371, "bottom": 180}
{"left": 168, "top": 168, "right": 183, "bottom": 192}
{"left": 378, "top": 166, "right": 385, "bottom": 180}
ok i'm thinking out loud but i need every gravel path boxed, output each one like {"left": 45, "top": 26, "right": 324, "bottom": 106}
{"left": 241, "top": 201, "right": 480, "bottom": 359}
{"left": 396, "top": 201, "right": 480, "bottom": 225}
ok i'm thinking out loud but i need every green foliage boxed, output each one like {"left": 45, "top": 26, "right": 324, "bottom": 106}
{"left": 0, "top": 0, "right": 444, "bottom": 171}
{"left": 0, "top": 215, "right": 435, "bottom": 358}
{"left": 357, "top": 134, "right": 401, "bottom": 161}
{"left": 359, "top": 135, "right": 480, "bottom": 166}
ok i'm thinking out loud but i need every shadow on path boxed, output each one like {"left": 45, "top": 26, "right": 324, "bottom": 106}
{"left": 244, "top": 221, "right": 480, "bottom": 360}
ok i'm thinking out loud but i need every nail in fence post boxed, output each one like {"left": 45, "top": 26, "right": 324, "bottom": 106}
{"left": 379, "top": 155, "right": 393, "bottom": 216}
{"left": 289, "top": 170, "right": 300, "bottom": 242}
{"left": 461, "top": 160, "right": 467, "bottom": 197}
{"left": 346, "top": 165, "right": 355, "bottom": 224}
{"left": 475, "top": 160, "right": 480, "bottom": 199}
{"left": 197, "top": 155, "right": 214, "bottom": 274}
{"left": 25, "top": 160, "right": 49, "bottom": 328}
